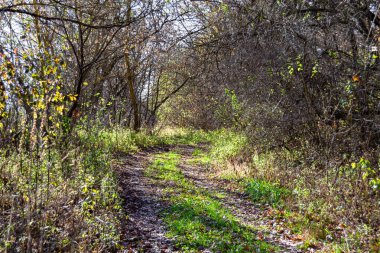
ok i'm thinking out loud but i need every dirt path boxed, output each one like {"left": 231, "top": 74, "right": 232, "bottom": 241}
{"left": 116, "top": 147, "right": 177, "bottom": 252}
{"left": 116, "top": 145, "right": 312, "bottom": 253}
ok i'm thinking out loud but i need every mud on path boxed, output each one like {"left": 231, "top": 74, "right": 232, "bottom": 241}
{"left": 115, "top": 144, "right": 312, "bottom": 252}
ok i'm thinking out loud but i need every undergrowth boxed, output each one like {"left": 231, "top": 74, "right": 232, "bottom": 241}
{"left": 0, "top": 136, "right": 122, "bottom": 252}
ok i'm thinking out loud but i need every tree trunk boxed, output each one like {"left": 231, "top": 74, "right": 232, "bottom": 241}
{"left": 125, "top": 0, "right": 140, "bottom": 131}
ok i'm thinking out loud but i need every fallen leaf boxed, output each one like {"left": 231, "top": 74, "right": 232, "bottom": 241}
{"left": 292, "top": 234, "right": 304, "bottom": 241}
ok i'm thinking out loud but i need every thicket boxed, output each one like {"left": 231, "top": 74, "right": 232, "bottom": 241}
{"left": 0, "top": 126, "right": 120, "bottom": 251}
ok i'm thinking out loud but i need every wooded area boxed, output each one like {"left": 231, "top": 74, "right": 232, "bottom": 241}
{"left": 0, "top": 0, "right": 379, "bottom": 252}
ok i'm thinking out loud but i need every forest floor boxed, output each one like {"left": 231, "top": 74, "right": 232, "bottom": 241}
{"left": 115, "top": 143, "right": 320, "bottom": 253}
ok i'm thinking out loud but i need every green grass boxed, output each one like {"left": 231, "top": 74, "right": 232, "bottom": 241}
{"left": 206, "top": 129, "right": 248, "bottom": 162}
{"left": 187, "top": 148, "right": 212, "bottom": 165}
{"left": 78, "top": 127, "right": 211, "bottom": 154}
{"left": 146, "top": 152, "right": 278, "bottom": 252}
{"left": 78, "top": 127, "right": 247, "bottom": 163}
{"left": 145, "top": 152, "right": 192, "bottom": 189}
{"left": 160, "top": 128, "right": 210, "bottom": 145}
{"left": 78, "top": 127, "right": 164, "bottom": 153}
{"left": 245, "top": 179, "right": 290, "bottom": 207}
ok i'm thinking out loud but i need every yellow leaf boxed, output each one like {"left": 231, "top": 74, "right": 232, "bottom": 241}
{"left": 352, "top": 74, "right": 360, "bottom": 82}
{"left": 36, "top": 101, "right": 45, "bottom": 110}
{"left": 67, "top": 94, "right": 77, "bottom": 101}
{"left": 52, "top": 91, "right": 64, "bottom": 102}
{"left": 55, "top": 105, "right": 64, "bottom": 115}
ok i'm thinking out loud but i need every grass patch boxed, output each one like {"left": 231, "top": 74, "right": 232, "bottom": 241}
{"left": 159, "top": 128, "right": 210, "bottom": 145}
{"left": 164, "top": 194, "right": 275, "bottom": 252}
{"left": 79, "top": 126, "right": 247, "bottom": 164}
{"left": 160, "top": 128, "right": 247, "bottom": 163}
{"left": 79, "top": 127, "right": 212, "bottom": 154}
{"left": 245, "top": 179, "right": 290, "bottom": 207}
{"left": 187, "top": 148, "right": 212, "bottom": 165}
{"left": 78, "top": 127, "right": 164, "bottom": 153}
{"left": 145, "top": 152, "right": 191, "bottom": 189}
{"left": 205, "top": 129, "right": 248, "bottom": 162}
{"left": 147, "top": 152, "right": 278, "bottom": 252}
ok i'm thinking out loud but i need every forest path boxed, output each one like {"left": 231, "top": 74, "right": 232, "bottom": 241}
{"left": 115, "top": 146, "right": 177, "bottom": 252}
{"left": 115, "top": 144, "right": 311, "bottom": 253}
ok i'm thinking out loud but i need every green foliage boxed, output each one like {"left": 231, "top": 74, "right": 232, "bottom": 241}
{"left": 161, "top": 128, "right": 247, "bottom": 163}
{"left": 352, "top": 157, "right": 380, "bottom": 191}
{"left": 220, "top": 3, "right": 229, "bottom": 13}
{"left": 311, "top": 62, "right": 319, "bottom": 78}
{"left": 215, "top": 89, "right": 246, "bottom": 128}
{"left": 327, "top": 49, "right": 338, "bottom": 58}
